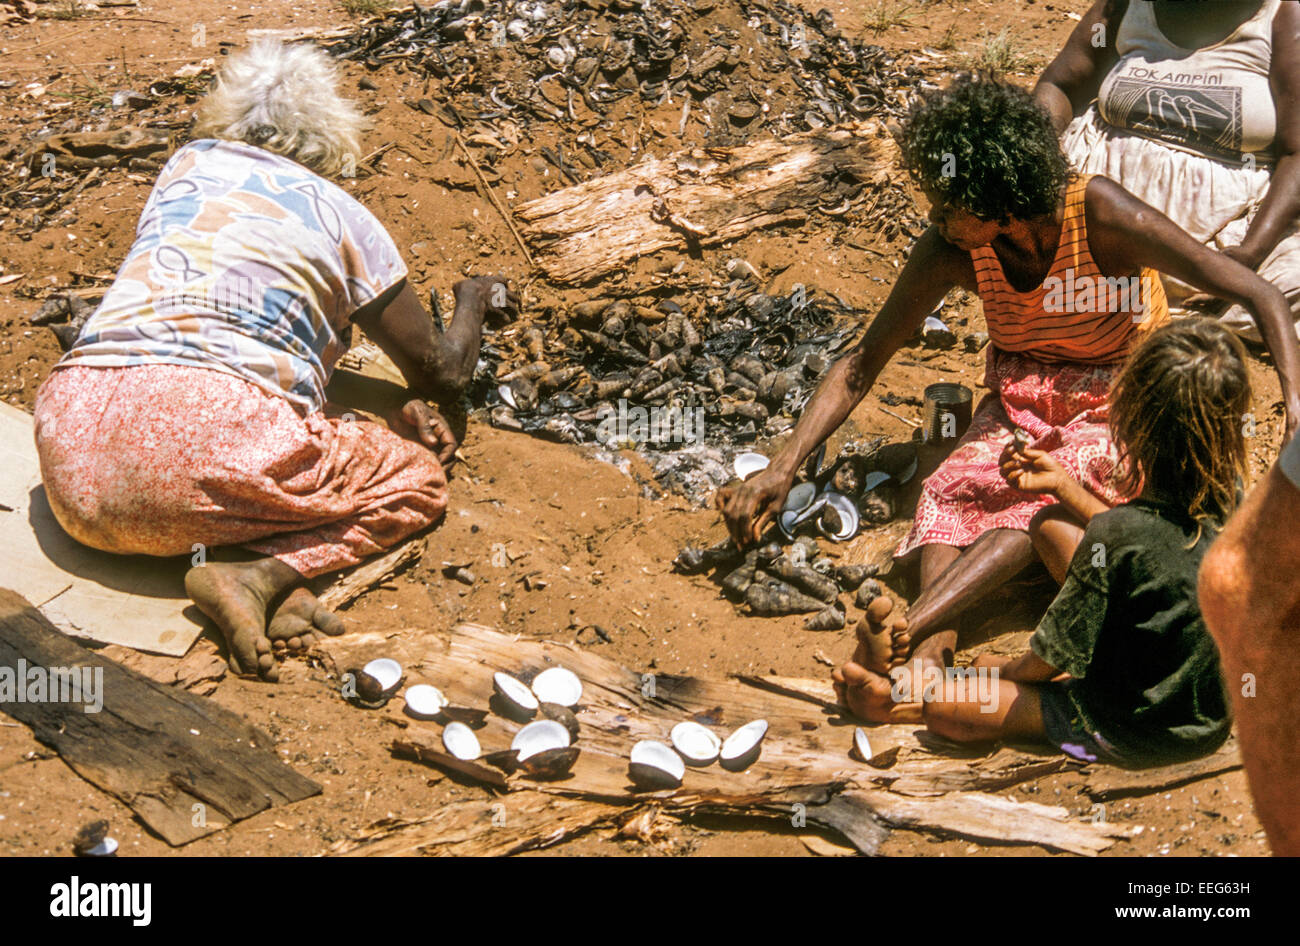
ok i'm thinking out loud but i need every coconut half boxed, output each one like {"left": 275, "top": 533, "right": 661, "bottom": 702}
{"left": 530, "top": 666, "right": 583, "bottom": 707}
{"left": 861, "top": 470, "right": 892, "bottom": 492}
{"left": 494, "top": 671, "right": 540, "bottom": 717}
{"left": 733, "top": 451, "right": 770, "bottom": 481}
{"left": 783, "top": 481, "right": 818, "bottom": 514}
{"left": 628, "top": 739, "right": 686, "bottom": 790}
{"left": 403, "top": 684, "right": 449, "bottom": 719}
{"left": 363, "top": 658, "right": 403, "bottom": 693}
{"left": 80, "top": 838, "right": 118, "bottom": 857}
{"left": 442, "top": 721, "right": 482, "bottom": 761}
{"left": 670, "top": 721, "right": 722, "bottom": 766}
{"left": 818, "top": 491, "right": 860, "bottom": 542}
{"left": 852, "top": 727, "right": 873, "bottom": 763}
{"left": 511, "top": 719, "right": 571, "bottom": 761}
{"left": 720, "top": 719, "right": 769, "bottom": 771}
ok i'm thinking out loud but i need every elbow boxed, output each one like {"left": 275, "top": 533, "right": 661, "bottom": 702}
{"left": 1197, "top": 538, "right": 1250, "bottom": 652}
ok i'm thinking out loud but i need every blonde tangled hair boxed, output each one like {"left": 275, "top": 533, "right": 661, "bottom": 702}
{"left": 193, "top": 41, "right": 365, "bottom": 177}
{"left": 1109, "top": 318, "right": 1251, "bottom": 529}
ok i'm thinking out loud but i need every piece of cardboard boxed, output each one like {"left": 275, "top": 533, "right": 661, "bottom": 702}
{"left": 0, "top": 401, "right": 204, "bottom": 656}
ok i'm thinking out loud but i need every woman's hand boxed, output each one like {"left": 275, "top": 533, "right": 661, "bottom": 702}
{"left": 400, "top": 399, "right": 459, "bottom": 466}
{"left": 716, "top": 465, "right": 795, "bottom": 548}
{"left": 1000, "top": 445, "right": 1070, "bottom": 496}
{"left": 453, "top": 275, "right": 519, "bottom": 325}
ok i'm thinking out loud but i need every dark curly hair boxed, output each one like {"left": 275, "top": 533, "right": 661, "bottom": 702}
{"left": 901, "top": 75, "right": 1070, "bottom": 222}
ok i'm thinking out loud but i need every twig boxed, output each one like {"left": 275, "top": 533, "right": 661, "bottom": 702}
{"left": 878, "top": 406, "right": 921, "bottom": 427}
{"left": 453, "top": 132, "right": 535, "bottom": 268}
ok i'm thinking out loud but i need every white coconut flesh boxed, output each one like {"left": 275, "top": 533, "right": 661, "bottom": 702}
{"left": 720, "top": 719, "right": 769, "bottom": 762}
{"left": 733, "top": 451, "right": 770, "bottom": 481}
{"left": 629, "top": 739, "right": 686, "bottom": 783}
{"left": 403, "top": 684, "right": 449, "bottom": 718}
{"left": 783, "top": 481, "right": 818, "bottom": 514}
{"left": 494, "top": 671, "right": 540, "bottom": 713}
{"left": 670, "top": 722, "right": 721, "bottom": 764}
{"left": 362, "top": 658, "right": 403, "bottom": 693}
{"left": 853, "top": 727, "right": 873, "bottom": 762}
{"left": 511, "top": 720, "right": 571, "bottom": 761}
{"left": 83, "top": 838, "right": 118, "bottom": 857}
{"left": 530, "top": 666, "right": 583, "bottom": 707}
{"left": 442, "top": 721, "right": 482, "bottom": 761}
{"left": 497, "top": 383, "right": 518, "bottom": 408}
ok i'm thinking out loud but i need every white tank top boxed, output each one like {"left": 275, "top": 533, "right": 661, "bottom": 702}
{"left": 1097, "top": 0, "right": 1279, "bottom": 162}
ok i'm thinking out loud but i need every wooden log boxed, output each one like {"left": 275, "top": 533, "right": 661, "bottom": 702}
{"left": 331, "top": 791, "right": 624, "bottom": 856}
{"left": 515, "top": 122, "right": 896, "bottom": 284}
{"left": 318, "top": 624, "right": 1129, "bottom": 855}
{"left": 0, "top": 588, "right": 320, "bottom": 845}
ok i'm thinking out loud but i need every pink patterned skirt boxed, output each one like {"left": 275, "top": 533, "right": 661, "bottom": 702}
{"left": 895, "top": 348, "right": 1128, "bottom": 558}
{"left": 33, "top": 364, "right": 448, "bottom": 578}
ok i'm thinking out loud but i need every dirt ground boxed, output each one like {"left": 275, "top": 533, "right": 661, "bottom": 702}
{"left": 0, "top": 0, "right": 1277, "bottom": 857}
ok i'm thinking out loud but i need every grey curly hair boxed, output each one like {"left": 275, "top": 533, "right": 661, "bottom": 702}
{"left": 193, "top": 41, "right": 365, "bottom": 177}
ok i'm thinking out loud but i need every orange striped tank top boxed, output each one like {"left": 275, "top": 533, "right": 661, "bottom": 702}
{"left": 969, "top": 174, "right": 1169, "bottom": 364}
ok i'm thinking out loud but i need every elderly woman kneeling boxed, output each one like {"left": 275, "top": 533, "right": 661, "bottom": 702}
{"left": 33, "top": 42, "right": 514, "bottom": 680}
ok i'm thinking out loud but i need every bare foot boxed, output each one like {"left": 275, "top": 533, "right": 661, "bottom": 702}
{"left": 267, "top": 587, "right": 346, "bottom": 653}
{"left": 832, "top": 660, "right": 920, "bottom": 723}
{"left": 184, "top": 558, "right": 302, "bottom": 681}
{"left": 851, "top": 596, "right": 912, "bottom": 674}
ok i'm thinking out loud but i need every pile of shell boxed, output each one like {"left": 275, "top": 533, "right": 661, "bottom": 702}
{"left": 472, "top": 285, "right": 857, "bottom": 501}
{"left": 325, "top": 0, "right": 928, "bottom": 238}
{"left": 673, "top": 438, "right": 918, "bottom": 627}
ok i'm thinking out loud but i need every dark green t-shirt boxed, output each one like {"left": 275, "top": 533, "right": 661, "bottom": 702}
{"left": 1030, "top": 498, "right": 1231, "bottom": 763}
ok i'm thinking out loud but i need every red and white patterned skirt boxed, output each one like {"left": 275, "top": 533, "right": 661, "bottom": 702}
{"left": 895, "top": 348, "right": 1127, "bottom": 558}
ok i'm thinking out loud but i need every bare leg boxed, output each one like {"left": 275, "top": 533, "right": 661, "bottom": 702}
{"left": 185, "top": 556, "right": 303, "bottom": 681}
{"left": 922, "top": 676, "right": 1047, "bottom": 744}
{"left": 1028, "top": 505, "right": 1086, "bottom": 585}
{"left": 1199, "top": 464, "right": 1300, "bottom": 856}
{"left": 905, "top": 529, "right": 1036, "bottom": 661}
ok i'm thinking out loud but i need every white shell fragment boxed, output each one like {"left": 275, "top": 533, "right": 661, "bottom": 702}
{"left": 442, "top": 722, "right": 482, "bottom": 761}
{"left": 82, "top": 837, "right": 118, "bottom": 857}
{"left": 720, "top": 719, "right": 768, "bottom": 770}
{"left": 530, "top": 667, "right": 583, "bottom": 707}
{"left": 670, "top": 721, "right": 722, "bottom": 766}
{"left": 403, "top": 684, "right": 449, "bottom": 719}
{"left": 783, "top": 481, "right": 818, "bottom": 513}
{"left": 733, "top": 451, "right": 770, "bottom": 481}
{"left": 362, "top": 658, "right": 403, "bottom": 693}
{"left": 852, "top": 727, "right": 873, "bottom": 762}
{"left": 511, "top": 719, "right": 571, "bottom": 761}
{"left": 628, "top": 739, "right": 686, "bottom": 789}
{"left": 494, "top": 671, "right": 539, "bottom": 716}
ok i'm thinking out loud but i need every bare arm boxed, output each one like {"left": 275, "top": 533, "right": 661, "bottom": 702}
{"left": 717, "top": 226, "right": 974, "bottom": 545}
{"left": 1086, "top": 176, "right": 1300, "bottom": 439}
{"left": 1032, "top": 0, "right": 1125, "bottom": 133}
{"left": 353, "top": 278, "right": 503, "bottom": 402}
{"left": 1229, "top": 4, "right": 1300, "bottom": 269}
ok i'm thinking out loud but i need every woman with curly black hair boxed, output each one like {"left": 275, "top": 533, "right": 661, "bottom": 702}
{"left": 716, "top": 76, "right": 1300, "bottom": 722}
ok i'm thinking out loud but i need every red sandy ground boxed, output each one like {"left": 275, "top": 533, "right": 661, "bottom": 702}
{"left": 0, "top": 0, "right": 1274, "bottom": 856}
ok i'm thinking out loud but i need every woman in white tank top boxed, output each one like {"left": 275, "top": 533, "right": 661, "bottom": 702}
{"left": 1035, "top": 0, "right": 1300, "bottom": 342}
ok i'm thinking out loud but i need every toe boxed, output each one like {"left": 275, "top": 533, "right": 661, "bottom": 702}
{"left": 312, "top": 605, "right": 346, "bottom": 637}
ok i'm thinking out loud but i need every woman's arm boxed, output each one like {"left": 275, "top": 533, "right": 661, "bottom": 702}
{"left": 1086, "top": 176, "right": 1300, "bottom": 440}
{"left": 1032, "top": 0, "right": 1126, "bottom": 134}
{"left": 1229, "top": 4, "right": 1300, "bottom": 269}
{"left": 716, "top": 226, "right": 974, "bottom": 545}
{"left": 353, "top": 276, "right": 516, "bottom": 402}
